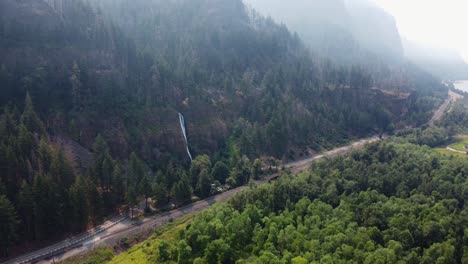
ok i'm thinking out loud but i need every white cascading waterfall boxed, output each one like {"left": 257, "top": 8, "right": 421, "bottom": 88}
{"left": 178, "top": 112, "right": 193, "bottom": 162}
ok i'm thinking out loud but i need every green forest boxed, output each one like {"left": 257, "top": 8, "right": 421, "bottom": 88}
{"left": 0, "top": 0, "right": 454, "bottom": 260}
{"left": 108, "top": 131, "right": 468, "bottom": 264}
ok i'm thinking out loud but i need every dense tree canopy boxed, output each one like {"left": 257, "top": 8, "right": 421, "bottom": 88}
{"left": 128, "top": 137, "right": 468, "bottom": 263}
{"left": 0, "top": 0, "right": 450, "bottom": 257}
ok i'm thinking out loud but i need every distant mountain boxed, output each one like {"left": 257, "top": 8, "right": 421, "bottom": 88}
{"left": 403, "top": 39, "right": 468, "bottom": 80}
{"left": 0, "top": 0, "right": 445, "bottom": 162}
{"left": 345, "top": 0, "right": 403, "bottom": 60}
{"left": 244, "top": 0, "right": 403, "bottom": 64}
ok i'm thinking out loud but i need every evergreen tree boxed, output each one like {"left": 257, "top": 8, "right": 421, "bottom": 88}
{"left": 211, "top": 161, "right": 230, "bottom": 184}
{"left": 20, "top": 93, "right": 45, "bottom": 136}
{"left": 102, "top": 153, "right": 114, "bottom": 191}
{"left": 173, "top": 178, "right": 192, "bottom": 205}
{"left": 32, "top": 174, "right": 49, "bottom": 240}
{"left": 139, "top": 173, "right": 152, "bottom": 212}
{"left": 17, "top": 181, "right": 34, "bottom": 240}
{"left": 126, "top": 184, "right": 138, "bottom": 219}
{"left": 0, "top": 195, "right": 19, "bottom": 257}
{"left": 0, "top": 179, "right": 5, "bottom": 196}
{"left": 37, "top": 138, "right": 52, "bottom": 174}
{"left": 92, "top": 134, "right": 110, "bottom": 187}
{"left": 252, "top": 159, "right": 263, "bottom": 180}
{"left": 152, "top": 182, "right": 168, "bottom": 207}
{"left": 69, "top": 176, "right": 88, "bottom": 231}
{"left": 112, "top": 161, "right": 125, "bottom": 203}
{"left": 70, "top": 62, "right": 83, "bottom": 110}
{"left": 190, "top": 155, "right": 212, "bottom": 188}
{"left": 196, "top": 169, "right": 212, "bottom": 198}
{"left": 128, "top": 152, "right": 145, "bottom": 187}
{"left": 50, "top": 147, "right": 74, "bottom": 188}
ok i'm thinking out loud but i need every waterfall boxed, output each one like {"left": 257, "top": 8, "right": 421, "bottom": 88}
{"left": 178, "top": 113, "right": 193, "bottom": 162}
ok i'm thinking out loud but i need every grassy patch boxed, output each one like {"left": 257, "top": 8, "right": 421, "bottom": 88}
{"left": 108, "top": 215, "right": 193, "bottom": 264}
{"left": 434, "top": 148, "right": 467, "bottom": 158}
{"left": 435, "top": 135, "right": 468, "bottom": 158}
{"left": 60, "top": 247, "right": 114, "bottom": 264}
{"left": 448, "top": 135, "right": 468, "bottom": 152}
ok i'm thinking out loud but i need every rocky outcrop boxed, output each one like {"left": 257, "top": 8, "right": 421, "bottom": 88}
{"left": 345, "top": 0, "right": 403, "bottom": 60}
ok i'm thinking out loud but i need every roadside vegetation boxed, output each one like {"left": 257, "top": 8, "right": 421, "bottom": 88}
{"left": 58, "top": 93, "right": 468, "bottom": 264}
{"left": 0, "top": 0, "right": 451, "bottom": 260}
{"left": 60, "top": 248, "right": 114, "bottom": 264}
{"left": 87, "top": 127, "right": 467, "bottom": 264}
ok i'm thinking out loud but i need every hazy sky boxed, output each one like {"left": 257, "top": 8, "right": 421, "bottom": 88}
{"left": 373, "top": 0, "right": 468, "bottom": 62}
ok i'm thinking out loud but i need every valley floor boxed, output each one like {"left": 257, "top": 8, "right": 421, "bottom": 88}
{"left": 6, "top": 90, "right": 462, "bottom": 264}
{"left": 24, "top": 136, "right": 380, "bottom": 264}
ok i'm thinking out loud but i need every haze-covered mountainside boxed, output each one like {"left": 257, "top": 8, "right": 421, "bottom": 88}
{"left": 243, "top": 0, "right": 360, "bottom": 65}
{"left": 0, "top": 0, "right": 449, "bottom": 257}
{"left": 344, "top": 0, "right": 403, "bottom": 60}
{"left": 403, "top": 39, "right": 468, "bottom": 80}
{"left": 243, "top": 0, "right": 449, "bottom": 112}
{"left": 0, "top": 0, "right": 134, "bottom": 155}
{"left": 0, "top": 0, "right": 443, "bottom": 163}
{"left": 244, "top": 0, "right": 403, "bottom": 63}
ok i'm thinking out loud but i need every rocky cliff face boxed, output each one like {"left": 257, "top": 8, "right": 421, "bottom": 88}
{"left": 345, "top": 0, "right": 404, "bottom": 60}
{"left": 0, "top": 0, "right": 445, "bottom": 165}
{"left": 245, "top": 0, "right": 404, "bottom": 63}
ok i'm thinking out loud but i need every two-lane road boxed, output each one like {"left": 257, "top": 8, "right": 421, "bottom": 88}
{"left": 26, "top": 135, "right": 381, "bottom": 264}
{"left": 5, "top": 89, "right": 461, "bottom": 264}
{"left": 429, "top": 90, "right": 463, "bottom": 126}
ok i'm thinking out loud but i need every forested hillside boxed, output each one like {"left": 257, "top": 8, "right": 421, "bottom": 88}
{"left": 0, "top": 0, "right": 448, "bottom": 257}
{"left": 110, "top": 136, "right": 468, "bottom": 263}
{"left": 246, "top": 0, "right": 404, "bottom": 63}
{"left": 244, "top": 0, "right": 447, "bottom": 96}
{"left": 0, "top": 0, "right": 446, "bottom": 163}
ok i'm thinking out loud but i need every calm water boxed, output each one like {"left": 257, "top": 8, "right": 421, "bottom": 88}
{"left": 454, "top": 81, "right": 468, "bottom": 93}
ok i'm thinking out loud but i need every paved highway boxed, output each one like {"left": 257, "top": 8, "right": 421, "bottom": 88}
{"left": 5, "top": 88, "right": 460, "bottom": 264}
{"left": 3, "top": 135, "right": 381, "bottom": 264}
{"left": 429, "top": 90, "right": 463, "bottom": 126}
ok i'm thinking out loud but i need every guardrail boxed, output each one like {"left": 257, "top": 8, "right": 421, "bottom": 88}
{"left": 3, "top": 215, "right": 127, "bottom": 264}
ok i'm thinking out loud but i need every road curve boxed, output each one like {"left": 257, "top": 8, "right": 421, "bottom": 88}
{"left": 429, "top": 90, "right": 463, "bottom": 126}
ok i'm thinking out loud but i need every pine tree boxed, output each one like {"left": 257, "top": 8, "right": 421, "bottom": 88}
{"left": 139, "top": 173, "right": 152, "bottom": 212}
{"left": 252, "top": 158, "right": 263, "bottom": 180}
{"left": 69, "top": 176, "right": 88, "bottom": 231}
{"left": 32, "top": 175, "right": 48, "bottom": 240}
{"left": 152, "top": 182, "right": 168, "bottom": 207}
{"left": 0, "top": 195, "right": 19, "bottom": 257}
{"left": 17, "top": 181, "right": 34, "bottom": 241}
{"left": 37, "top": 138, "right": 52, "bottom": 174}
{"left": 102, "top": 153, "right": 114, "bottom": 191}
{"left": 70, "top": 62, "right": 83, "bottom": 110}
{"left": 0, "top": 179, "right": 6, "bottom": 196}
{"left": 0, "top": 106, "right": 18, "bottom": 140}
{"left": 20, "top": 93, "right": 45, "bottom": 136}
{"left": 83, "top": 175, "right": 103, "bottom": 224}
{"left": 126, "top": 184, "right": 137, "bottom": 219}
{"left": 173, "top": 178, "right": 192, "bottom": 205}
{"left": 196, "top": 169, "right": 212, "bottom": 198}
{"left": 92, "top": 134, "right": 109, "bottom": 187}
{"left": 211, "top": 161, "right": 230, "bottom": 184}
{"left": 112, "top": 161, "right": 125, "bottom": 203}
{"left": 128, "top": 152, "right": 145, "bottom": 186}
{"left": 50, "top": 147, "right": 74, "bottom": 188}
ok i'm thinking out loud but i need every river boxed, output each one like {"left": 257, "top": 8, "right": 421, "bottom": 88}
{"left": 454, "top": 80, "right": 468, "bottom": 93}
